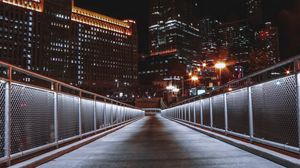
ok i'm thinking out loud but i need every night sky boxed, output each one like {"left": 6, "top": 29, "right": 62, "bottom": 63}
{"left": 74, "top": 0, "right": 280, "bottom": 54}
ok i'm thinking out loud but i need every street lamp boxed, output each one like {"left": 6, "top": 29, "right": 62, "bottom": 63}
{"left": 215, "top": 62, "right": 226, "bottom": 86}
{"left": 191, "top": 75, "right": 199, "bottom": 81}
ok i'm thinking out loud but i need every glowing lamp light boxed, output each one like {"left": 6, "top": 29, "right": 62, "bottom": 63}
{"left": 215, "top": 62, "right": 226, "bottom": 69}
{"left": 188, "top": 72, "right": 192, "bottom": 76}
{"left": 172, "top": 88, "right": 180, "bottom": 93}
{"left": 191, "top": 76, "right": 199, "bottom": 81}
{"left": 202, "top": 63, "right": 207, "bottom": 67}
{"left": 286, "top": 70, "right": 291, "bottom": 75}
{"left": 197, "top": 68, "right": 201, "bottom": 72}
{"left": 166, "top": 85, "right": 175, "bottom": 90}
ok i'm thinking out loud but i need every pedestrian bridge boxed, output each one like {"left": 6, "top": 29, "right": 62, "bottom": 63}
{"left": 1, "top": 56, "right": 300, "bottom": 167}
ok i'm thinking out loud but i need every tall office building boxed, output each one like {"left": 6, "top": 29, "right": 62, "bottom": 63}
{"left": 246, "top": 0, "right": 263, "bottom": 26}
{"left": 218, "top": 21, "right": 255, "bottom": 78}
{"left": 146, "top": 0, "right": 201, "bottom": 85}
{"left": 0, "top": 0, "right": 138, "bottom": 94}
{"left": 252, "top": 22, "right": 280, "bottom": 71}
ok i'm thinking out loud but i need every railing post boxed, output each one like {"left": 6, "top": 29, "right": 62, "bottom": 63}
{"left": 93, "top": 96, "right": 97, "bottom": 131}
{"left": 210, "top": 98, "right": 213, "bottom": 128}
{"left": 248, "top": 87, "right": 254, "bottom": 142}
{"left": 104, "top": 100, "right": 107, "bottom": 127}
{"left": 4, "top": 66, "right": 12, "bottom": 166}
{"left": 53, "top": 83, "right": 58, "bottom": 146}
{"left": 224, "top": 93, "right": 228, "bottom": 134}
{"left": 296, "top": 72, "right": 300, "bottom": 153}
{"left": 200, "top": 100, "right": 203, "bottom": 126}
{"left": 188, "top": 103, "right": 191, "bottom": 122}
{"left": 193, "top": 102, "right": 196, "bottom": 123}
{"left": 79, "top": 91, "right": 82, "bottom": 136}
{"left": 184, "top": 105, "right": 187, "bottom": 121}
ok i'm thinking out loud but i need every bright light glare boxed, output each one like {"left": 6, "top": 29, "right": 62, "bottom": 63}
{"left": 191, "top": 76, "right": 199, "bottom": 81}
{"left": 215, "top": 62, "right": 226, "bottom": 69}
{"left": 166, "top": 85, "right": 175, "bottom": 90}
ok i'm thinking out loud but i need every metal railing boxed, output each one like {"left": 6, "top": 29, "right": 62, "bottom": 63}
{"left": 162, "top": 55, "right": 300, "bottom": 154}
{"left": 0, "top": 61, "right": 145, "bottom": 165}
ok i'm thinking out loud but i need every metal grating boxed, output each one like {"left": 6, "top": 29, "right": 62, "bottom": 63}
{"left": 182, "top": 105, "right": 186, "bottom": 120}
{"left": 11, "top": 84, "right": 54, "bottom": 154}
{"left": 212, "top": 94, "right": 225, "bottom": 130}
{"left": 112, "top": 106, "right": 117, "bottom": 124}
{"left": 0, "top": 82, "right": 5, "bottom": 157}
{"left": 252, "top": 76, "right": 299, "bottom": 147}
{"left": 96, "top": 102, "right": 105, "bottom": 129}
{"left": 190, "top": 103, "right": 195, "bottom": 122}
{"left": 57, "top": 94, "right": 79, "bottom": 140}
{"left": 227, "top": 88, "right": 249, "bottom": 135}
{"left": 185, "top": 104, "right": 190, "bottom": 121}
{"left": 105, "top": 104, "right": 112, "bottom": 126}
{"left": 81, "top": 99, "right": 94, "bottom": 134}
{"left": 202, "top": 98, "right": 210, "bottom": 126}
{"left": 195, "top": 101, "right": 201, "bottom": 124}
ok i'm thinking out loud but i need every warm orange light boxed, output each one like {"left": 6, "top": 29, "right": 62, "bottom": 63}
{"left": 71, "top": 6, "right": 132, "bottom": 35}
{"left": 215, "top": 62, "right": 226, "bottom": 69}
{"left": 150, "top": 49, "right": 177, "bottom": 56}
{"left": 188, "top": 72, "right": 192, "bottom": 76}
{"left": 2, "top": 0, "right": 44, "bottom": 12}
{"left": 286, "top": 70, "right": 291, "bottom": 75}
{"left": 197, "top": 68, "right": 201, "bottom": 72}
{"left": 191, "top": 76, "right": 199, "bottom": 81}
{"left": 228, "top": 88, "right": 233, "bottom": 91}
{"left": 202, "top": 63, "right": 207, "bottom": 67}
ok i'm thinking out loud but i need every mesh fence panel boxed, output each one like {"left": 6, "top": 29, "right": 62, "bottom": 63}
{"left": 11, "top": 84, "right": 54, "bottom": 154}
{"left": 105, "top": 104, "right": 112, "bottom": 126}
{"left": 212, "top": 94, "right": 225, "bottom": 130}
{"left": 227, "top": 88, "right": 249, "bottom": 135}
{"left": 186, "top": 104, "right": 190, "bottom": 121}
{"left": 195, "top": 101, "right": 201, "bottom": 124}
{"left": 190, "top": 103, "right": 195, "bottom": 122}
{"left": 202, "top": 98, "right": 210, "bottom": 126}
{"left": 57, "top": 94, "right": 79, "bottom": 140}
{"left": 81, "top": 99, "right": 94, "bottom": 134}
{"left": 112, "top": 106, "right": 117, "bottom": 124}
{"left": 96, "top": 102, "right": 105, "bottom": 129}
{"left": 252, "top": 76, "right": 299, "bottom": 147}
{"left": 0, "top": 83, "right": 5, "bottom": 157}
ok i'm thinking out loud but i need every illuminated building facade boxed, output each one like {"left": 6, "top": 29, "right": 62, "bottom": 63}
{"left": 147, "top": 0, "right": 201, "bottom": 84}
{"left": 0, "top": 0, "right": 138, "bottom": 94}
{"left": 252, "top": 22, "right": 280, "bottom": 71}
{"left": 218, "top": 21, "right": 254, "bottom": 78}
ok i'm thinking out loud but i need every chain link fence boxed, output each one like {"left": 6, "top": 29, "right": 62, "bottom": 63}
{"left": 57, "top": 94, "right": 79, "bottom": 140}
{"left": 0, "top": 61, "right": 144, "bottom": 166}
{"left": 162, "top": 74, "right": 300, "bottom": 154}
{"left": 0, "top": 82, "right": 5, "bottom": 158}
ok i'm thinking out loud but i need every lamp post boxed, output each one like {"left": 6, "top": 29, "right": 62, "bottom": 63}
{"left": 215, "top": 62, "right": 226, "bottom": 86}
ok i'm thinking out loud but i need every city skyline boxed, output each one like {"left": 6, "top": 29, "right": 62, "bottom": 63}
{"left": 75, "top": 0, "right": 285, "bottom": 55}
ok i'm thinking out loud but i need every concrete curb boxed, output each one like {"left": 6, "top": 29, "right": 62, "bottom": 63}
{"left": 167, "top": 118, "right": 300, "bottom": 168}
{"left": 9, "top": 118, "right": 143, "bottom": 168}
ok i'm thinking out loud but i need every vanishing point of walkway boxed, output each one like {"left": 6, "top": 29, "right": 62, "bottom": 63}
{"left": 39, "top": 116, "right": 283, "bottom": 168}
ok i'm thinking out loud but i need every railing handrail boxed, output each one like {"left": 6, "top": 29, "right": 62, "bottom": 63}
{"left": 0, "top": 60, "right": 138, "bottom": 109}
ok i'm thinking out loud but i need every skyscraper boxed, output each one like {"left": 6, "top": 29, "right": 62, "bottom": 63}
{"left": 0, "top": 0, "right": 138, "bottom": 95}
{"left": 246, "top": 0, "right": 263, "bottom": 26}
{"left": 145, "top": 0, "right": 201, "bottom": 87}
